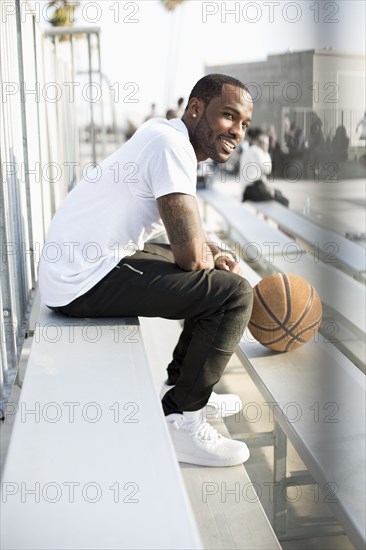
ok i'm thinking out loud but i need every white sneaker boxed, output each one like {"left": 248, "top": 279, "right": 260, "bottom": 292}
{"left": 160, "top": 382, "right": 242, "bottom": 419}
{"left": 166, "top": 411, "right": 250, "bottom": 467}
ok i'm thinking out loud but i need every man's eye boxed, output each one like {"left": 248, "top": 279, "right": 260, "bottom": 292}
{"left": 224, "top": 113, "right": 234, "bottom": 119}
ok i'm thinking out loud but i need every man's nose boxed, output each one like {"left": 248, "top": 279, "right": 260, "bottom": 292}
{"left": 229, "top": 120, "right": 245, "bottom": 141}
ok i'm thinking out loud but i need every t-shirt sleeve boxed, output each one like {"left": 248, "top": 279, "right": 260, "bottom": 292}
{"left": 147, "top": 135, "right": 197, "bottom": 199}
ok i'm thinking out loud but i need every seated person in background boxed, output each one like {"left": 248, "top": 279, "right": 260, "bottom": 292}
{"left": 356, "top": 112, "right": 366, "bottom": 140}
{"left": 304, "top": 118, "right": 326, "bottom": 178}
{"left": 267, "top": 124, "right": 277, "bottom": 156}
{"left": 332, "top": 125, "right": 349, "bottom": 161}
{"left": 241, "top": 131, "right": 289, "bottom": 206}
{"left": 285, "top": 121, "right": 305, "bottom": 158}
{"left": 176, "top": 96, "right": 185, "bottom": 118}
{"left": 166, "top": 108, "right": 177, "bottom": 120}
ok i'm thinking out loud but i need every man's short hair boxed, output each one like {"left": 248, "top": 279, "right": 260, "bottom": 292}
{"left": 187, "top": 74, "right": 250, "bottom": 107}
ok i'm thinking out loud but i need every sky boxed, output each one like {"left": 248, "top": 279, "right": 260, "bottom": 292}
{"left": 37, "top": 0, "right": 366, "bottom": 125}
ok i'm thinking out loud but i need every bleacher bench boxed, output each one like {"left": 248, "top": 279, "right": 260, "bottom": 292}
{"left": 199, "top": 188, "right": 366, "bottom": 372}
{"left": 1, "top": 301, "right": 282, "bottom": 550}
{"left": 0, "top": 305, "right": 201, "bottom": 550}
{"left": 236, "top": 335, "right": 366, "bottom": 548}
{"left": 140, "top": 316, "right": 281, "bottom": 550}
{"left": 246, "top": 199, "right": 366, "bottom": 282}
{"left": 200, "top": 188, "right": 299, "bottom": 264}
{"left": 206, "top": 228, "right": 366, "bottom": 548}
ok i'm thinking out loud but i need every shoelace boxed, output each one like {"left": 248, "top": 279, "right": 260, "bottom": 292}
{"left": 180, "top": 418, "right": 220, "bottom": 442}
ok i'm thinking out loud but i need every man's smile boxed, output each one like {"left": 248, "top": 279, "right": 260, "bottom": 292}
{"left": 218, "top": 136, "right": 236, "bottom": 154}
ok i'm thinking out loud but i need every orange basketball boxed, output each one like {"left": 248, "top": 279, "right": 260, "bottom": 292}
{"left": 248, "top": 273, "right": 322, "bottom": 352}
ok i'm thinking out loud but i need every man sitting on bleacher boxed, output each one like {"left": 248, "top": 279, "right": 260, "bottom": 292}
{"left": 38, "top": 74, "right": 254, "bottom": 467}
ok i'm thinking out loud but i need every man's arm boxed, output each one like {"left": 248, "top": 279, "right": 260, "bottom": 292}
{"left": 157, "top": 193, "right": 215, "bottom": 271}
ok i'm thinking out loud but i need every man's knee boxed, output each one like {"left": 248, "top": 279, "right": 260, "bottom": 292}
{"left": 216, "top": 271, "right": 253, "bottom": 309}
{"left": 237, "top": 276, "right": 253, "bottom": 302}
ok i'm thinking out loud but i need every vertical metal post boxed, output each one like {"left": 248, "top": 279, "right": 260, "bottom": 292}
{"left": 41, "top": 36, "right": 56, "bottom": 220}
{"left": 0, "top": 140, "right": 19, "bottom": 380}
{"left": 351, "top": 110, "right": 353, "bottom": 146}
{"left": 281, "top": 107, "right": 287, "bottom": 150}
{"left": 70, "top": 34, "right": 81, "bottom": 186}
{"left": 96, "top": 32, "right": 105, "bottom": 159}
{"left": 0, "top": 282, "right": 6, "bottom": 399}
{"left": 32, "top": 16, "right": 47, "bottom": 244}
{"left": 15, "top": 0, "right": 36, "bottom": 290}
{"left": 50, "top": 35, "right": 64, "bottom": 216}
{"left": 0, "top": 353, "right": 4, "bottom": 404}
{"left": 273, "top": 421, "right": 288, "bottom": 536}
{"left": 87, "top": 33, "right": 96, "bottom": 165}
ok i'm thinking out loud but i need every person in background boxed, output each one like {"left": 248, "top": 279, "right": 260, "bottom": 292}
{"left": 241, "top": 130, "right": 289, "bottom": 206}
{"left": 145, "top": 102, "right": 157, "bottom": 121}
{"left": 176, "top": 96, "right": 185, "bottom": 117}
{"left": 304, "top": 117, "right": 326, "bottom": 178}
{"left": 240, "top": 130, "right": 272, "bottom": 190}
{"left": 356, "top": 112, "right": 366, "bottom": 140}
{"left": 267, "top": 124, "right": 277, "bottom": 157}
{"left": 124, "top": 119, "right": 138, "bottom": 141}
{"left": 282, "top": 114, "right": 291, "bottom": 153}
{"left": 166, "top": 97, "right": 185, "bottom": 120}
{"left": 166, "top": 109, "right": 177, "bottom": 120}
{"left": 285, "top": 121, "right": 305, "bottom": 158}
{"left": 332, "top": 125, "right": 349, "bottom": 162}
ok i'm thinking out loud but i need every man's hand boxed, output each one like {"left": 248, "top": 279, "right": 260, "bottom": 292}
{"left": 214, "top": 256, "right": 243, "bottom": 275}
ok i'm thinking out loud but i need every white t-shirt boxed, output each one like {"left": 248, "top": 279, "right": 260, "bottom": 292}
{"left": 38, "top": 118, "right": 197, "bottom": 306}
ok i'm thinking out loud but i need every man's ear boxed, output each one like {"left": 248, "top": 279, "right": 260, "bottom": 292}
{"left": 186, "top": 98, "right": 204, "bottom": 120}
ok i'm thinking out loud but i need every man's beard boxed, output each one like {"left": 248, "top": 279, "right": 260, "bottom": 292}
{"left": 192, "top": 110, "right": 226, "bottom": 163}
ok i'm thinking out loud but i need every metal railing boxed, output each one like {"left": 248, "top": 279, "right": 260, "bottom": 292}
{"left": 282, "top": 106, "right": 366, "bottom": 148}
{"left": 0, "top": 0, "right": 118, "bottom": 409}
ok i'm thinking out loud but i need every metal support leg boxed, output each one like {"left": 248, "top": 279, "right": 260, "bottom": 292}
{"left": 273, "top": 421, "right": 287, "bottom": 536}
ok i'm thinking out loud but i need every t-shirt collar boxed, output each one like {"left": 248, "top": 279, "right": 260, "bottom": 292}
{"left": 167, "top": 117, "right": 190, "bottom": 140}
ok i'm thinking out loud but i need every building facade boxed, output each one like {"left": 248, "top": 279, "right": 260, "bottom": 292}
{"left": 207, "top": 49, "right": 366, "bottom": 148}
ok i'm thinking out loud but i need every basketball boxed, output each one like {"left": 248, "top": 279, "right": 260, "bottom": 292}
{"left": 248, "top": 273, "right": 322, "bottom": 352}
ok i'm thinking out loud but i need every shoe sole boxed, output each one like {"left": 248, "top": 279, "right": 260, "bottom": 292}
{"left": 175, "top": 448, "right": 250, "bottom": 467}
